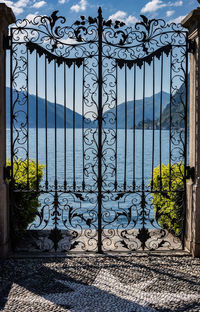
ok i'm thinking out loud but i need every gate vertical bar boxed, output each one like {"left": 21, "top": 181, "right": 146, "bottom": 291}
{"left": 124, "top": 64, "right": 127, "bottom": 191}
{"left": 142, "top": 62, "right": 145, "bottom": 189}
{"left": 169, "top": 50, "right": 172, "bottom": 190}
{"left": 36, "top": 52, "right": 39, "bottom": 190}
{"left": 159, "top": 52, "right": 163, "bottom": 190}
{"left": 10, "top": 29, "right": 13, "bottom": 183}
{"left": 26, "top": 48, "right": 29, "bottom": 189}
{"left": 133, "top": 65, "right": 136, "bottom": 190}
{"left": 82, "top": 63, "right": 85, "bottom": 191}
{"left": 97, "top": 7, "right": 103, "bottom": 253}
{"left": 54, "top": 60, "right": 57, "bottom": 189}
{"left": 115, "top": 64, "right": 118, "bottom": 191}
{"left": 141, "top": 61, "right": 146, "bottom": 250}
{"left": 64, "top": 63, "right": 67, "bottom": 190}
{"left": 182, "top": 34, "right": 189, "bottom": 249}
{"left": 45, "top": 56, "right": 48, "bottom": 190}
{"left": 73, "top": 62, "right": 76, "bottom": 191}
{"left": 151, "top": 58, "right": 155, "bottom": 191}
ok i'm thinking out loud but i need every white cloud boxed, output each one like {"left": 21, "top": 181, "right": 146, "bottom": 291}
{"left": 172, "top": 1, "right": 183, "bottom": 6}
{"left": 169, "top": 15, "right": 186, "bottom": 24}
{"left": 109, "top": 11, "right": 127, "bottom": 20}
{"left": 141, "top": 0, "right": 166, "bottom": 13}
{"left": 26, "top": 11, "right": 39, "bottom": 20}
{"left": 108, "top": 11, "right": 138, "bottom": 25}
{"left": 62, "top": 37, "right": 80, "bottom": 44}
{"left": 0, "top": 0, "right": 30, "bottom": 14}
{"left": 32, "top": 1, "right": 46, "bottom": 8}
{"left": 125, "top": 15, "right": 138, "bottom": 24}
{"left": 59, "top": 0, "right": 69, "bottom": 3}
{"left": 166, "top": 10, "right": 174, "bottom": 17}
{"left": 70, "top": 0, "right": 87, "bottom": 12}
{"left": 141, "top": 0, "right": 183, "bottom": 14}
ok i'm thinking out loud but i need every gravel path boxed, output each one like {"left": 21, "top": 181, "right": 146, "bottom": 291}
{"left": 1, "top": 255, "right": 200, "bottom": 311}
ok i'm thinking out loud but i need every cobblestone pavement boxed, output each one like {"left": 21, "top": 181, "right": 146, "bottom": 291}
{"left": 1, "top": 254, "right": 200, "bottom": 312}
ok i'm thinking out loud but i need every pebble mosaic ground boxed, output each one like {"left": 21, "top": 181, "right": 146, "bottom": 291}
{"left": 0, "top": 254, "right": 200, "bottom": 312}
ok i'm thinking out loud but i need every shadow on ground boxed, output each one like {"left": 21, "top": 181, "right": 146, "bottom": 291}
{"left": 0, "top": 255, "right": 200, "bottom": 311}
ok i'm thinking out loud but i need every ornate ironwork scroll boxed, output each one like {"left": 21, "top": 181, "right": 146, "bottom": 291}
{"left": 9, "top": 8, "right": 189, "bottom": 252}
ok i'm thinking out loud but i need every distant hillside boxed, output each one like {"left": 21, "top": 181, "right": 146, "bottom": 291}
{"left": 7, "top": 87, "right": 187, "bottom": 130}
{"left": 103, "top": 92, "right": 170, "bottom": 129}
{"left": 156, "top": 81, "right": 189, "bottom": 129}
{"left": 6, "top": 88, "right": 87, "bottom": 128}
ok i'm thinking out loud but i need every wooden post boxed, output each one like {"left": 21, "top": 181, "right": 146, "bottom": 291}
{"left": 0, "top": 4, "right": 15, "bottom": 258}
{"left": 182, "top": 7, "right": 200, "bottom": 257}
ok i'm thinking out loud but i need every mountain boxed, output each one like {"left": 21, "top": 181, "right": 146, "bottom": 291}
{"left": 102, "top": 92, "right": 170, "bottom": 129}
{"left": 6, "top": 88, "right": 86, "bottom": 128}
{"left": 6, "top": 88, "right": 172, "bottom": 129}
{"left": 156, "top": 81, "right": 189, "bottom": 129}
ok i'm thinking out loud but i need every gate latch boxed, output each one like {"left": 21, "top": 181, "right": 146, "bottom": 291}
{"left": 186, "top": 166, "right": 195, "bottom": 182}
{"left": 3, "top": 166, "right": 11, "bottom": 181}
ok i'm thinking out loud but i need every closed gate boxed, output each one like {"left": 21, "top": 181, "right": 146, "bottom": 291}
{"left": 7, "top": 8, "right": 189, "bottom": 252}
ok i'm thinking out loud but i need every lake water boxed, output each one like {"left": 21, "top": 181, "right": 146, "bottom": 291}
{"left": 6, "top": 128, "right": 186, "bottom": 230}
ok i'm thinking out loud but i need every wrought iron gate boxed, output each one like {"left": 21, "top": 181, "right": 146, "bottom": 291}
{"left": 7, "top": 8, "right": 189, "bottom": 253}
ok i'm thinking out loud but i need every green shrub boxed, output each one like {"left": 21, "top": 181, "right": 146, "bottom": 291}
{"left": 6, "top": 159, "right": 44, "bottom": 239}
{"left": 150, "top": 163, "right": 184, "bottom": 237}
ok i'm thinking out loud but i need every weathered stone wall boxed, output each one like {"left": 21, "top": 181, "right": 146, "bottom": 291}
{"left": 0, "top": 4, "right": 15, "bottom": 258}
{"left": 182, "top": 7, "right": 200, "bottom": 257}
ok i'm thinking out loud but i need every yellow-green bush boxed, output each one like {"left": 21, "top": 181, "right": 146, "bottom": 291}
{"left": 6, "top": 159, "right": 44, "bottom": 238}
{"left": 150, "top": 163, "right": 184, "bottom": 236}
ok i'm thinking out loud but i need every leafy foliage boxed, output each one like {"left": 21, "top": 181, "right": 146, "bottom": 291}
{"left": 150, "top": 163, "right": 184, "bottom": 236}
{"left": 6, "top": 159, "right": 44, "bottom": 240}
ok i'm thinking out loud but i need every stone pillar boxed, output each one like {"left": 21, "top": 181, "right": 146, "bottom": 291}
{"left": 0, "top": 4, "right": 15, "bottom": 258}
{"left": 182, "top": 8, "right": 200, "bottom": 257}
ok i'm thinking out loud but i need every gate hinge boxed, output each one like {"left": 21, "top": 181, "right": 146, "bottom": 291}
{"left": 3, "top": 35, "right": 12, "bottom": 50}
{"left": 3, "top": 166, "right": 11, "bottom": 181}
{"left": 186, "top": 166, "right": 195, "bottom": 182}
{"left": 187, "top": 40, "right": 196, "bottom": 54}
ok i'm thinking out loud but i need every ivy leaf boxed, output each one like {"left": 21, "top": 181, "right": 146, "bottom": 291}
{"left": 50, "top": 10, "right": 59, "bottom": 30}
{"left": 74, "top": 20, "right": 81, "bottom": 25}
{"left": 70, "top": 241, "right": 80, "bottom": 250}
{"left": 86, "top": 218, "right": 93, "bottom": 227}
{"left": 103, "top": 19, "right": 112, "bottom": 27}
{"left": 120, "top": 240, "right": 129, "bottom": 249}
{"left": 140, "top": 15, "right": 148, "bottom": 25}
{"left": 88, "top": 16, "right": 97, "bottom": 24}
{"left": 115, "top": 192, "right": 125, "bottom": 200}
{"left": 74, "top": 192, "right": 85, "bottom": 201}
{"left": 157, "top": 240, "right": 167, "bottom": 248}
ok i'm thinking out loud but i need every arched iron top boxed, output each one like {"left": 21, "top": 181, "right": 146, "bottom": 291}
{"left": 11, "top": 8, "right": 188, "bottom": 59}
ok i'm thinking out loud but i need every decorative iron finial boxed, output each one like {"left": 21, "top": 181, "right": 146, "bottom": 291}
{"left": 98, "top": 7, "right": 102, "bottom": 15}
{"left": 198, "top": 0, "right": 200, "bottom": 4}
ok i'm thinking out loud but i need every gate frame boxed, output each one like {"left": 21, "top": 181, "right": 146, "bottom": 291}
{"left": 1, "top": 3, "right": 200, "bottom": 257}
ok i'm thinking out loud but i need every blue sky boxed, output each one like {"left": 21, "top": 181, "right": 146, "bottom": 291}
{"left": 0, "top": 0, "right": 197, "bottom": 27}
